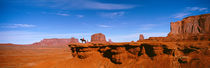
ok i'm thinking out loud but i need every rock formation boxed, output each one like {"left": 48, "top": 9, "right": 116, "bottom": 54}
{"left": 32, "top": 37, "right": 79, "bottom": 46}
{"left": 68, "top": 14, "right": 210, "bottom": 68}
{"left": 139, "top": 34, "right": 144, "bottom": 40}
{"left": 91, "top": 33, "right": 107, "bottom": 43}
{"left": 169, "top": 14, "right": 210, "bottom": 35}
{"left": 148, "top": 37, "right": 166, "bottom": 41}
{"left": 147, "top": 14, "right": 210, "bottom": 41}
{"left": 108, "top": 39, "right": 113, "bottom": 43}
{"left": 69, "top": 37, "right": 79, "bottom": 43}
{"left": 168, "top": 14, "right": 210, "bottom": 41}
{"left": 137, "top": 34, "right": 145, "bottom": 42}
{"left": 68, "top": 42, "right": 210, "bottom": 68}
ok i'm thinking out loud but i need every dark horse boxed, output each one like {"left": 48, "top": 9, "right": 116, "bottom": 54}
{"left": 80, "top": 38, "right": 86, "bottom": 43}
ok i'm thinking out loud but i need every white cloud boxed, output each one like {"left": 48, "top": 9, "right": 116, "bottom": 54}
{"left": 173, "top": 7, "right": 208, "bottom": 19}
{"left": 186, "top": 7, "right": 208, "bottom": 12}
{"left": 41, "top": 11, "right": 70, "bottom": 16}
{"left": 108, "top": 33, "right": 168, "bottom": 42}
{"left": 100, "top": 11, "right": 125, "bottom": 18}
{"left": 98, "top": 25, "right": 112, "bottom": 28}
{"left": 1, "top": 24, "right": 36, "bottom": 28}
{"left": 56, "top": 13, "right": 69, "bottom": 16}
{"left": 32, "top": 0, "right": 136, "bottom": 10}
{"left": 173, "top": 13, "right": 191, "bottom": 18}
{"left": 82, "top": 1, "right": 135, "bottom": 10}
{"left": 76, "top": 15, "right": 84, "bottom": 18}
{"left": 0, "top": 31, "right": 92, "bottom": 44}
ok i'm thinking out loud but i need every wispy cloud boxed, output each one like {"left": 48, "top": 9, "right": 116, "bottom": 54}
{"left": 173, "top": 7, "right": 208, "bottom": 18}
{"left": 100, "top": 11, "right": 125, "bottom": 18}
{"left": 81, "top": 1, "right": 135, "bottom": 10}
{"left": 56, "top": 13, "right": 70, "bottom": 16}
{"left": 98, "top": 25, "right": 112, "bottom": 28}
{"left": 41, "top": 11, "right": 70, "bottom": 16}
{"left": 173, "top": 13, "right": 191, "bottom": 18}
{"left": 186, "top": 7, "right": 208, "bottom": 12}
{"left": 28, "top": 0, "right": 136, "bottom": 10}
{"left": 76, "top": 15, "right": 84, "bottom": 18}
{"left": 1, "top": 24, "right": 36, "bottom": 28}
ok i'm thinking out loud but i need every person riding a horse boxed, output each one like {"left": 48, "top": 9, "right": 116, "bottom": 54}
{"left": 80, "top": 38, "right": 86, "bottom": 43}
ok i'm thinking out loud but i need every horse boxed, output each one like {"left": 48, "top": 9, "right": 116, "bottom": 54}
{"left": 80, "top": 39, "right": 86, "bottom": 43}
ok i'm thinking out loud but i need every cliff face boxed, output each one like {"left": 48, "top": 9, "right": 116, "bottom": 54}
{"left": 167, "top": 14, "right": 210, "bottom": 41}
{"left": 32, "top": 37, "right": 79, "bottom": 46}
{"left": 148, "top": 14, "right": 210, "bottom": 41}
{"left": 68, "top": 42, "right": 210, "bottom": 68}
{"left": 169, "top": 14, "right": 210, "bottom": 35}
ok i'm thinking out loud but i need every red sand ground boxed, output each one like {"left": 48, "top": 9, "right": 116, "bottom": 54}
{"left": 0, "top": 45, "right": 72, "bottom": 68}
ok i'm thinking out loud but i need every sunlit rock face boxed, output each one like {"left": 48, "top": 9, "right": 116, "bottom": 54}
{"left": 169, "top": 14, "right": 210, "bottom": 35}
{"left": 167, "top": 14, "right": 210, "bottom": 41}
{"left": 91, "top": 33, "right": 107, "bottom": 43}
{"left": 147, "top": 14, "right": 210, "bottom": 41}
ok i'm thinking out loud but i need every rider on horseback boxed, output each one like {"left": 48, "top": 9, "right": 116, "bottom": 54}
{"left": 80, "top": 37, "right": 86, "bottom": 43}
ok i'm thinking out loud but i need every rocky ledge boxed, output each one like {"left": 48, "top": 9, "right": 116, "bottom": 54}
{"left": 68, "top": 42, "right": 210, "bottom": 68}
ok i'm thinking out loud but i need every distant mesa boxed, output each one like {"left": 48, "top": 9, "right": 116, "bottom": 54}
{"left": 0, "top": 43, "right": 18, "bottom": 46}
{"left": 91, "top": 33, "right": 107, "bottom": 43}
{"left": 69, "top": 37, "right": 79, "bottom": 43}
{"left": 108, "top": 39, "right": 113, "bottom": 43}
{"left": 32, "top": 37, "right": 79, "bottom": 46}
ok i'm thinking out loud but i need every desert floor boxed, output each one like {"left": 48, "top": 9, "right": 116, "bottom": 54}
{"left": 0, "top": 45, "right": 73, "bottom": 68}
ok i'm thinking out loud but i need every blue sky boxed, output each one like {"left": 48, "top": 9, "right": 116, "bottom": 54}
{"left": 0, "top": 0, "right": 209, "bottom": 44}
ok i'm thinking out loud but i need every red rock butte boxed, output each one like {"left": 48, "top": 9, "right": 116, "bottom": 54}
{"left": 91, "top": 33, "right": 107, "bottom": 43}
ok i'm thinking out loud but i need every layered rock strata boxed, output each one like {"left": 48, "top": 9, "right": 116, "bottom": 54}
{"left": 168, "top": 14, "right": 210, "bottom": 41}
{"left": 148, "top": 14, "right": 210, "bottom": 41}
{"left": 68, "top": 42, "right": 210, "bottom": 68}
